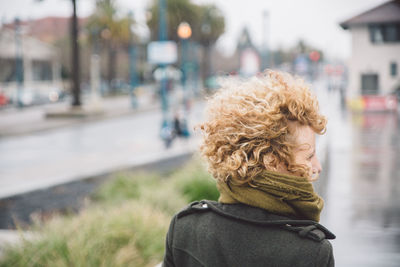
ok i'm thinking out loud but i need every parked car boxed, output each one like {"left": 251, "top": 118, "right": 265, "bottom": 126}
{"left": 8, "top": 86, "right": 66, "bottom": 107}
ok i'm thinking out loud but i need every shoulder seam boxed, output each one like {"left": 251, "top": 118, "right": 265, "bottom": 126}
{"left": 315, "top": 239, "right": 333, "bottom": 267}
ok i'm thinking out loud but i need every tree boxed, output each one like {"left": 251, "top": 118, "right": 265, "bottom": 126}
{"left": 146, "top": 0, "right": 225, "bottom": 85}
{"left": 146, "top": 0, "right": 199, "bottom": 42}
{"left": 86, "top": 0, "right": 133, "bottom": 93}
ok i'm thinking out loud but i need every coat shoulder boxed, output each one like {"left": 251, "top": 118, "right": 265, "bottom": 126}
{"left": 166, "top": 200, "right": 335, "bottom": 267}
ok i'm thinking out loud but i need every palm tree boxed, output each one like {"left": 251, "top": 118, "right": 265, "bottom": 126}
{"left": 87, "top": 0, "right": 133, "bottom": 93}
{"left": 146, "top": 0, "right": 225, "bottom": 86}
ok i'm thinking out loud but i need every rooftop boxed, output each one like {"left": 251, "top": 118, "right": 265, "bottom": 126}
{"left": 2, "top": 16, "right": 88, "bottom": 44}
{"left": 340, "top": 0, "right": 400, "bottom": 30}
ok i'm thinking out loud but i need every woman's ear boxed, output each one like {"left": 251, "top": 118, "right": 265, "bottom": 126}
{"left": 263, "top": 154, "right": 289, "bottom": 174}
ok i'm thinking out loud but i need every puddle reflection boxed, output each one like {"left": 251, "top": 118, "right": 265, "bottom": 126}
{"left": 325, "top": 108, "right": 400, "bottom": 266}
{"left": 350, "top": 112, "right": 400, "bottom": 229}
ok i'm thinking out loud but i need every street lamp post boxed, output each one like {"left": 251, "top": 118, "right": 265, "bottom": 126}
{"left": 158, "top": 0, "right": 169, "bottom": 130}
{"left": 177, "top": 22, "right": 192, "bottom": 137}
{"left": 261, "top": 10, "right": 269, "bottom": 70}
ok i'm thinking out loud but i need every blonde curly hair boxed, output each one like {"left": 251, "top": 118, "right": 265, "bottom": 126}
{"left": 199, "top": 70, "right": 326, "bottom": 185}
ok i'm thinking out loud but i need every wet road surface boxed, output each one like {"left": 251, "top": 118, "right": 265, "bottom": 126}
{"left": 320, "top": 90, "right": 400, "bottom": 267}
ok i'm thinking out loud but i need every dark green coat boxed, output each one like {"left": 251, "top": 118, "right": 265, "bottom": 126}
{"left": 163, "top": 200, "right": 335, "bottom": 267}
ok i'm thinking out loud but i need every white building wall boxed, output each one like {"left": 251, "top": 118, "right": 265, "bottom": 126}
{"left": 0, "top": 29, "right": 55, "bottom": 60}
{"left": 348, "top": 25, "right": 400, "bottom": 98}
{"left": 0, "top": 29, "right": 62, "bottom": 98}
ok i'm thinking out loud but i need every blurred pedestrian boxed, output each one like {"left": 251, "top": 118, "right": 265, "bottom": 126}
{"left": 173, "top": 110, "right": 190, "bottom": 138}
{"left": 162, "top": 70, "right": 335, "bottom": 267}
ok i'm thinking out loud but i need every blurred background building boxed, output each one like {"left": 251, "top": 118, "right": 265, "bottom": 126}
{"left": 341, "top": 0, "right": 400, "bottom": 111}
{"left": 0, "top": 22, "right": 63, "bottom": 106}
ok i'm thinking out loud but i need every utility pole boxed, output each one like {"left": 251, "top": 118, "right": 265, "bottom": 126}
{"left": 159, "top": 0, "right": 169, "bottom": 129}
{"left": 129, "top": 11, "right": 138, "bottom": 108}
{"left": 14, "top": 17, "right": 24, "bottom": 108}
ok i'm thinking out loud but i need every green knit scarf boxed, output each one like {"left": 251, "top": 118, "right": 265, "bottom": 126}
{"left": 217, "top": 170, "right": 324, "bottom": 222}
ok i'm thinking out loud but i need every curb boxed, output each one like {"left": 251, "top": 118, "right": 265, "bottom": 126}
{"left": 0, "top": 230, "right": 36, "bottom": 259}
{"left": 0, "top": 149, "right": 196, "bottom": 227}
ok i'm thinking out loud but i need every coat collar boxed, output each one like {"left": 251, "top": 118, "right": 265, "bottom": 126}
{"left": 178, "top": 200, "right": 336, "bottom": 241}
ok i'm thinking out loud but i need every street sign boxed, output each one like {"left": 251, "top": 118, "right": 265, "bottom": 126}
{"left": 147, "top": 41, "right": 177, "bottom": 65}
{"left": 294, "top": 54, "right": 309, "bottom": 75}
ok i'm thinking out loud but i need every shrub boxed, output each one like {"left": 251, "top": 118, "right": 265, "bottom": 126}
{"left": 92, "top": 172, "right": 160, "bottom": 204}
{"left": 93, "top": 171, "right": 186, "bottom": 216}
{"left": 170, "top": 157, "right": 220, "bottom": 202}
{"left": 93, "top": 157, "right": 220, "bottom": 211}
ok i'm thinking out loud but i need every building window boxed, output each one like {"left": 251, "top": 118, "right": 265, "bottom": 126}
{"left": 361, "top": 74, "right": 379, "bottom": 95}
{"left": 0, "top": 58, "right": 16, "bottom": 82}
{"left": 32, "top": 60, "right": 52, "bottom": 81}
{"left": 390, "top": 62, "right": 397, "bottom": 77}
{"left": 386, "top": 25, "right": 399, "bottom": 42}
{"left": 369, "top": 25, "right": 384, "bottom": 43}
{"left": 0, "top": 58, "right": 24, "bottom": 83}
{"left": 369, "top": 24, "right": 400, "bottom": 43}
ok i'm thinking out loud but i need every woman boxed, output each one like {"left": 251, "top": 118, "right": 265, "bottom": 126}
{"left": 162, "top": 70, "right": 335, "bottom": 267}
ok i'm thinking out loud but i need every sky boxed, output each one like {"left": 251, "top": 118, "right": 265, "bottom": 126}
{"left": 0, "top": 0, "right": 389, "bottom": 60}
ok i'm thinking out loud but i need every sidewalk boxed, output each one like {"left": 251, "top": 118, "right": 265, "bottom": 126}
{"left": 0, "top": 88, "right": 159, "bottom": 138}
